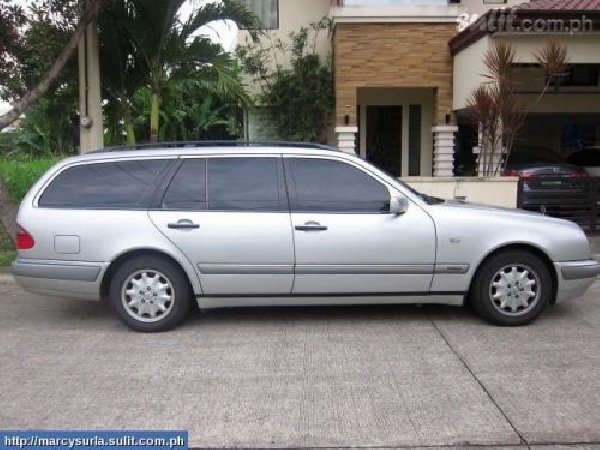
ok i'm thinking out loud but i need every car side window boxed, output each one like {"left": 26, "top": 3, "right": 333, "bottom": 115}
{"left": 162, "top": 159, "right": 207, "bottom": 210}
{"left": 207, "top": 158, "right": 284, "bottom": 211}
{"left": 286, "top": 158, "right": 391, "bottom": 213}
{"left": 39, "top": 159, "right": 170, "bottom": 209}
{"left": 163, "top": 157, "right": 285, "bottom": 212}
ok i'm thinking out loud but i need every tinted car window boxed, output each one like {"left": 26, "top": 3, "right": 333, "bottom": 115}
{"left": 287, "top": 158, "right": 390, "bottom": 212}
{"left": 39, "top": 159, "right": 169, "bottom": 208}
{"left": 567, "top": 149, "right": 600, "bottom": 167}
{"left": 207, "top": 158, "right": 282, "bottom": 211}
{"left": 163, "top": 159, "right": 207, "bottom": 210}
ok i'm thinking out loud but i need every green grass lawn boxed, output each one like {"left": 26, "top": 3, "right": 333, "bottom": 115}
{"left": 0, "top": 156, "right": 59, "bottom": 203}
{"left": 0, "top": 221, "right": 15, "bottom": 268}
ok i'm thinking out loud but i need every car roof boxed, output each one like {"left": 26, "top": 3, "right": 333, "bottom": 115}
{"left": 69, "top": 141, "right": 343, "bottom": 163}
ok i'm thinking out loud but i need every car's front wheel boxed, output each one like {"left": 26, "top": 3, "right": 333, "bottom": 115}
{"left": 471, "top": 249, "right": 553, "bottom": 326}
{"left": 109, "top": 256, "right": 192, "bottom": 332}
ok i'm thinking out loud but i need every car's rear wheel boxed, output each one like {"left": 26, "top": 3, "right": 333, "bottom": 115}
{"left": 471, "top": 249, "right": 553, "bottom": 326}
{"left": 109, "top": 256, "right": 192, "bottom": 332}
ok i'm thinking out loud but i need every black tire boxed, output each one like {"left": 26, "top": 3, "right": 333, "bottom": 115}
{"left": 109, "top": 256, "right": 192, "bottom": 332}
{"left": 471, "top": 250, "right": 553, "bottom": 326}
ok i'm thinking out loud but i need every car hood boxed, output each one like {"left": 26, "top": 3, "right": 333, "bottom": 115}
{"left": 424, "top": 200, "right": 591, "bottom": 262}
{"left": 430, "top": 200, "right": 580, "bottom": 228}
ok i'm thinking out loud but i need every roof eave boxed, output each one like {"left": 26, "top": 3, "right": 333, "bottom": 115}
{"left": 449, "top": 9, "right": 600, "bottom": 55}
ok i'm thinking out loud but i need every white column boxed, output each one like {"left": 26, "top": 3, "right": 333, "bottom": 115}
{"left": 432, "top": 125, "right": 457, "bottom": 177}
{"left": 78, "top": 19, "right": 103, "bottom": 153}
{"left": 335, "top": 126, "right": 358, "bottom": 155}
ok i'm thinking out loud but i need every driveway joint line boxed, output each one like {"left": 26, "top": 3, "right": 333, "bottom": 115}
{"left": 200, "top": 442, "right": 600, "bottom": 449}
{"left": 429, "top": 317, "right": 529, "bottom": 448}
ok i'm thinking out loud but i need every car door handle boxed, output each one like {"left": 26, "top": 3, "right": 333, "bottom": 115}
{"left": 295, "top": 221, "right": 328, "bottom": 231}
{"left": 168, "top": 219, "right": 200, "bottom": 230}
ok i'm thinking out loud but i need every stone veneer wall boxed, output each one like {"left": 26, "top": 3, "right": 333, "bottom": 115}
{"left": 333, "top": 22, "right": 456, "bottom": 127}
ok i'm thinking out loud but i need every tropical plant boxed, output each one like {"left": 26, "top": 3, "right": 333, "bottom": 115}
{"left": 130, "top": 72, "right": 245, "bottom": 143}
{"left": 99, "top": 0, "right": 146, "bottom": 145}
{"left": 237, "top": 17, "right": 333, "bottom": 142}
{"left": 115, "top": 0, "right": 260, "bottom": 142}
{"left": 12, "top": 91, "right": 78, "bottom": 156}
{"left": 534, "top": 39, "right": 569, "bottom": 99}
{"left": 467, "top": 40, "right": 567, "bottom": 176}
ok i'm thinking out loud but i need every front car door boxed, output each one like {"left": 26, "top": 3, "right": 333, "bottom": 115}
{"left": 149, "top": 155, "right": 294, "bottom": 295}
{"left": 284, "top": 155, "right": 436, "bottom": 294}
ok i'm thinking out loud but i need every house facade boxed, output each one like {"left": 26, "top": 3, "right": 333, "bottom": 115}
{"left": 239, "top": 0, "right": 600, "bottom": 178}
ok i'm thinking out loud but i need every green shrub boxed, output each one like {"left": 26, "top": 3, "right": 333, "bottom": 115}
{"left": 0, "top": 157, "right": 59, "bottom": 203}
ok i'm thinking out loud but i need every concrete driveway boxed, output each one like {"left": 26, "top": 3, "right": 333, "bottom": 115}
{"left": 0, "top": 275, "right": 599, "bottom": 449}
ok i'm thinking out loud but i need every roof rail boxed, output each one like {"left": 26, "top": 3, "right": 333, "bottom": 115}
{"left": 89, "top": 140, "right": 339, "bottom": 153}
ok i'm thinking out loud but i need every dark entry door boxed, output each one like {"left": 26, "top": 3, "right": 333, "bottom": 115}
{"left": 366, "top": 105, "right": 402, "bottom": 176}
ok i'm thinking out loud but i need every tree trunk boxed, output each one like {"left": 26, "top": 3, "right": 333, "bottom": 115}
{"left": 150, "top": 91, "right": 160, "bottom": 143}
{"left": 0, "top": 0, "right": 103, "bottom": 130}
{"left": 126, "top": 123, "right": 136, "bottom": 145}
{"left": 123, "top": 104, "right": 136, "bottom": 145}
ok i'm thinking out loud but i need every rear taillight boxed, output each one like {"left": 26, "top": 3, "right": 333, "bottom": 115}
{"left": 15, "top": 224, "right": 35, "bottom": 250}
{"left": 503, "top": 169, "right": 536, "bottom": 179}
{"left": 571, "top": 172, "right": 588, "bottom": 178}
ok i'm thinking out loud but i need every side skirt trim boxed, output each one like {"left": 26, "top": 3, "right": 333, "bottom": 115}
{"left": 197, "top": 293, "right": 466, "bottom": 309}
{"left": 197, "top": 291, "right": 466, "bottom": 298}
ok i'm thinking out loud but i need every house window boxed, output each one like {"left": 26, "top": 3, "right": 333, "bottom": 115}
{"left": 242, "top": 0, "right": 279, "bottom": 30}
{"left": 560, "top": 64, "right": 600, "bottom": 87}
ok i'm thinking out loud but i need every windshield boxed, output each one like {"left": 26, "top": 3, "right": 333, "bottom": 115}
{"left": 369, "top": 161, "right": 446, "bottom": 205}
{"left": 399, "top": 182, "right": 446, "bottom": 205}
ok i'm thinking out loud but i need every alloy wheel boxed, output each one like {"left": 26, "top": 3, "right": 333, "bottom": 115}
{"left": 488, "top": 264, "right": 541, "bottom": 316}
{"left": 121, "top": 270, "right": 175, "bottom": 323}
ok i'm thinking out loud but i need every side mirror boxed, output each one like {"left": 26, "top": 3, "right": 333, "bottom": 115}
{"left": 390, "top": 196, "right": 409, "bottom": 215}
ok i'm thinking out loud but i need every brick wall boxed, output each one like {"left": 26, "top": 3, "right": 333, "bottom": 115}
{"left": 334, "top": 23, "right": 456, "bottom": 127}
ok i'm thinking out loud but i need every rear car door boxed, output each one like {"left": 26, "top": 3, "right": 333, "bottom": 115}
{"left": 149, "top": 155, "right": 294, "bottom": 295}
{"left": 284, "top": 155, "right": 436, "bottom": 294}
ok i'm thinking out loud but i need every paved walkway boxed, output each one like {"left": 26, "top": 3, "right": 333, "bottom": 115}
{"left": 0, "top": 277, "right": 599, "bottom": 448}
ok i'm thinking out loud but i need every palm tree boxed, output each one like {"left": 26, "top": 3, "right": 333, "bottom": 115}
{"left": 117, "top": 0, "right": 259, "bottom": 142}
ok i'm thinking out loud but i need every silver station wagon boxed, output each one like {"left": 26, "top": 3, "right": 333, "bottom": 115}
{"left": 12, "top": 142, "right": 600, "bottom": 332}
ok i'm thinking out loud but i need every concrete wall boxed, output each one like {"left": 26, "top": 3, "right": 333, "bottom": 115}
{"left": 452, "top": 35, "right": 491, "bottom": 110}
{"left": 403, "top": 176, "right": 520, "bottom": 208}
{"left": 495, "top": 34, "right": 600, "bottom": 65}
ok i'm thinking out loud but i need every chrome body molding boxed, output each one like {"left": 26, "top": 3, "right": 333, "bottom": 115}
{"left": 294, "top": 264, "right": 435, "bottom": 274}
{"left": 198, "top": 264, "right": 294, "bottom": 275}
{"left": 12, "top": 259, "right": 102, "bottom": 282}
{"left": 434, "top": 264, "right": 470, "bottom": 274}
